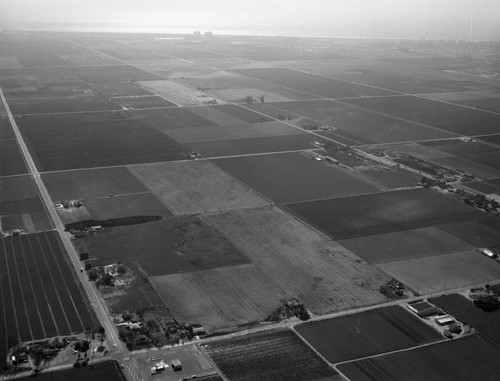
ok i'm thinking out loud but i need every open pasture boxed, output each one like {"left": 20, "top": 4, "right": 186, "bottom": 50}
{"left": 338, "top": 335, "right": 500, "bottom": 381}
{"left": 430, "top": 294, "right": 500, "bottom": 345}
{"left": 77, "top": 217, "right": 249, "bottom": 276}
{"left": 0, "top": 140, "right": 27, "bottom": 176}
{"left": 339, "top": 227, "right": 474, "bottom": 264}
{"left": 296, "top": 306, "right": 441, "bottom": 364}
{"left": 422, "top": 90, "right": 500, "bottom": 113}
{"left": 233, "top": 67, "right": 397, "bottom": 98}
{"left": 185, "top": 133, "right": 317, "bottom": 158}
{"left": 204, "top": 330, "right": 338, "bottom": 381}
{"left": 152, "top": 206, "right": 388, "bottom": 329}
{"left": 361, "top": 168, "right": 421, "bottom": 189}
{"left": 285, "top": 188, "right": 481, "bottom": 240}
{"left": 164, "top": 120, "right": 303, "bottom": 143}
{"left": 342, "top": 95, "right": 500, "bottom": 136}
{"left": 42, "top": 167, "right": 149, "bottom": 201}
{"left": 0, "top": 231, "right": 97, "bottom": 371}
{"left": 270, "top": 99, "right": 455, "bottom": 144}
{"left": 137, "top": 107, "right": 217, "bottom": 130}
{"left": 18, "top": 112, "right": 189, "bottom": 171}
{"left": 214, "top": 151, "right": 380, "bottom": 203}
{"left": 210, "top": 104, "right": 272, "bottom": 124}
{"left": 83, "top": 192, "right": 173, "bottom": 220}
{"left": 128, "top": 160, "right": 269, "bottom": 215}
{"left": 378, "top": 250, "right": 500, "bottom": 294}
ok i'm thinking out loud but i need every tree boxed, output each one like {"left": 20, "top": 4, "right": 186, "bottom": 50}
{"left": 84, "top": 262, "right": 92, "bottom": 271}
{"left": 116, "top": 264, "right": 126, "bottom": 275}
{"left": 88, "top": 269, "right": 99, "bottom": 281}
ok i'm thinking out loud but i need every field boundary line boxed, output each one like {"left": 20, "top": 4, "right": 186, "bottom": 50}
{"left": 26, "top": 234, "right": 60, "bottom": 337}
{"left": 34, "top": 233, "right": 73, "bottom": 334}
{"left": 1, "top": 239, "right": 22, "bottom": 341}
{"left": 44, "top": 233, "right": 86, "bottom": 332}
{"left": 0, "top": 240, "right": 17, "bottom": 356}
{"left": 10, "top": 238, "right": 35, "bottom": 340}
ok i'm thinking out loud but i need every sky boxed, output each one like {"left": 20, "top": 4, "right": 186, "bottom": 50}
{"left": 1, "top": 0, "right": 499, "bottom": 40}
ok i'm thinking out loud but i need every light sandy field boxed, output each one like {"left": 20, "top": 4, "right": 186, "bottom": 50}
{"left": 422, "top": 90, "right": 500, "bottom": 102}
{"left": 209, "top": 88, "right": 296, "bottom": 103}
{"left": 377, "top": 250, "right": 500, "bottom": 294}
{"left": 151, "top": 206, "right": 389, "bottom": 329}
{"left": 0, "top": 56, "right": 23, "bottom": 68}
{"left": 165, "top": 120, "right": 303, "bottom": 143}
{"left": 138, "top": 80, "right": 223, "bottom": 106}
{"left": 128, "top": 161, "right": 269, "bottom": 215}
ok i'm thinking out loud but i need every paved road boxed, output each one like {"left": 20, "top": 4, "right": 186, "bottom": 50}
{"left": 0, "top": 87, "right": 126, "bottom": 356}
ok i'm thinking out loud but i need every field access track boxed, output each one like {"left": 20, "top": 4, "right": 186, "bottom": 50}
{"left": 0, "top": 231, "right": 96, "bottom": 369}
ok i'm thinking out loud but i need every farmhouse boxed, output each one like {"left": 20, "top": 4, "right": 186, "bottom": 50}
{"left": 171, "top": 359, "right": 183, "bottom": 371}
{"left": 434, "top": 315, "right": 454, "bottom": 326}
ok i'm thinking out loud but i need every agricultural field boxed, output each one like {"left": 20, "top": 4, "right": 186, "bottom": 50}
{"left": 83, "top": 193, "right": 173, "bottom": 220}
{"left": 296, "top": 306, "right": 441, "bottom": 364}
{"left": 128, "top": 160, "right": 269, "bottom": 216}
{"left": 342, "top": 95, "right": 500, "bottom": 136}
{"left": 137, "top": 80, "right": 221, "bottom": 106}
{"left": 17, "top": 360, "right": 126, "bottom": 381}
{"left": 214, "top": 151, "right": 380, "bottom": 204}
{"left": 233, "top": 67, "right": 397, "bottom": 98}
{"left": 42, "top": 167, "right": 150, "bottom": 201}
{"left": 204, "top": 330, "right": 339, "bottom": 381}
{"left": 338, "top": 335, "right": 500, "bottom": 381}
{"left": 18, "top": 111, "right": 189, "bottom": 171}
{"left": 151, "top": 206, "right": 388, "bottom": 329}
{"left": 112, "top": 95, "right": 176, "bottom": 109}
{"left": 265, "top": 99, "right": 456, "bottom": 144}
{"left": 0, "top": 175, "right": 52, "bottom": 233}
{"left": 285, "top": 188, "right": 481, "bottom": 240}
{"left": 164, "top": 120, "right": 304, "bottom": 143}
{"left": 0, "top": 231, "right": 97, "bottom": 370}
{"left": 339, "top": 227, "right": 474, "bottom": 264}
{"left": 430, "top": 294, "right": 500, "bottom": 345}
{"left": 377, "top": 250, "right": 500, "bottom": 294}
{"left": 185, "top": 134, "right": 318, "bottom": 158}
{"left": 76, "top": 217, "right": 250, "bottom": 276}
{"left": 0, "top": 118, "right": 15, "bottom": 139}
{"left": 0, "top": 140, "right": 28, "bottom": 176}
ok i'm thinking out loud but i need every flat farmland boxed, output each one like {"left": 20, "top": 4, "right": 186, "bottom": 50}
{"left": 285, "top": 188, "right": 482, "bottom": 240}
{"left": 361, "top": 168, "right": 421, "bottom": 189}
{"left": 83, "top": 193, "right": 173, "bottom": 220}
{"left": 214, "top": 152, "right": 380, "bottom": 203}
{"left": 339, "top": 227, "right": 474, "bottom": 264}
{"left": 42, "top": 167, "right": 149, "bottom": 201}
{"left": 377, "top": 250, "right": 500, "bottom": 294}
{"left": 18, "top": 112, "right": 189, "bottom": 171}
{"left": 430, "top": 294, "right": 500, "bottom": 345}
{"left": 152, "top": 206, "right": 388, "bottom": 329}
{"left": 0, "top": 232, "right": 97, "bottom": 370}
{"left": 204, "top": 330, "right": 338, "bottom": 381}
{"left": 342, "top": 95, "right": 500, "bottom": 136}
{"left": 0, "top": 176, "right": 52, "bottom": 233}
{"left": 164, "top": 120, "right": 304, "bottom": 143}
{"left": 0, "top": 140, "right": 28, "bottom": 176}
{"left": 296, "top": 306, "right": 441, "bottom": 364}
{"left": 137, "top": 80, "right": 221, "bottom": 106}
{"left": 76, "top": 217, "right": 250, "bottom": 276}
{"left": 232, "top": 68, "right": 397, "bottom": 98}
{"left": 269, "top": 99, "right": 455, "bottom": 144}
{"left": 112, "top": 95, "right": 176, "bottom": 109}
{"left": 137, "top": 107, "right": 217, "bottom": 129}
{"left": 17, "top": 360, "right": 126, "bottom": 381}
{"left": 185, "top": 134, "right": 317, "bottom": 158}
{"left": 128, "top": 161, "right": 269, "bottom": 216}
{"left": 210, "top": 104, "right": 272, "bottom": 124}
{"left": 338, "top": 335, "right": 500, "bottom": 381}
{"left": 7, "top": 94, "right": 121, "bottom": 115}
{"left": 0, "top": 118, "right": 14, "bottom": 139}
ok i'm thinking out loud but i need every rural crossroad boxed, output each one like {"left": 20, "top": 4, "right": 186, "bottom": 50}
{"left": 0, "top": 87, "right": 126, "bottom": 357}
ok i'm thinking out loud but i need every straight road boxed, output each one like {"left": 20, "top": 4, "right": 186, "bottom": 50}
{"left": 0, "top": 87, "right": 126, "bottom": 356}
